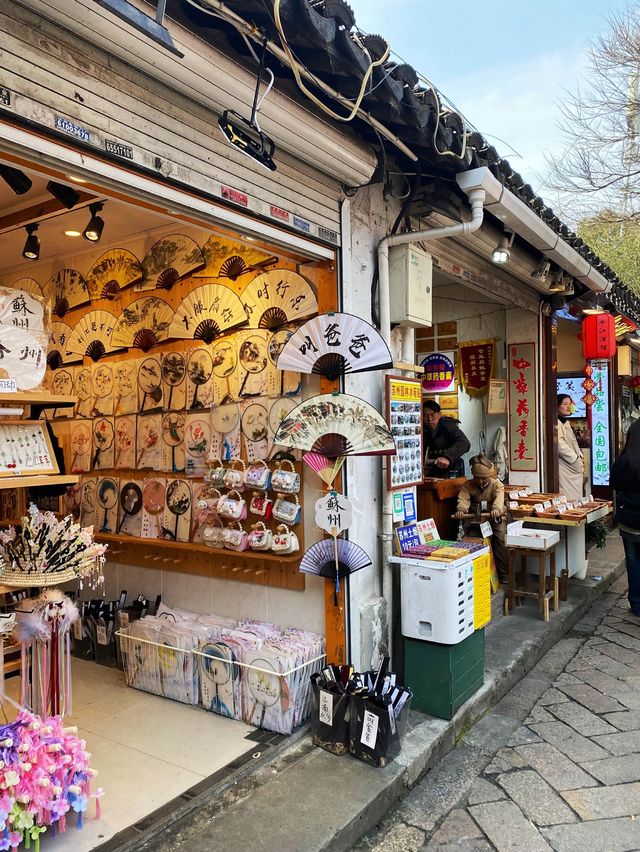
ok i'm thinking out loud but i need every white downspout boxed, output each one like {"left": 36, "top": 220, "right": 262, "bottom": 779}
{"left": 377, "top": 187, "right": 486, "bottom": 655}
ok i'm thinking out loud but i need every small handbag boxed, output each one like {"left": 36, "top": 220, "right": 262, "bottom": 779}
{"left": 249, "top": 491, "right": 273, "bottom": 519}
{"left": 217, "top": 489, "right": 248, "bottom": 521}
{"left": 222, "top": 521, "right": 249, "bottom": 552}
{"left": 272, "top": 493, "right": 302, "bottom": 525}
{"left": 271, "top": 524, "right": 299, "bottom": 555}
{"left": 248, "top": 521, "right": 273, "bottom": 551}
{"left": 205, "top": 459, "right": 226, "bottom": 488}
{"left": 223, "top": 459, "right": 246, "bottom": 490}
{"left": 245, "top": 460, "right": 272, "bottom": 491}
{"left": 271, "top": 460, "right": 300, "bottom": 495}
{"left": 196, "top": 488, "right": 221, "bottom": 516}
{"left": 202, "top": 518, "right": 225, "bottom": 548}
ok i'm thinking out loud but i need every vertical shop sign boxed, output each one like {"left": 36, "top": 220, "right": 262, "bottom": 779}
{"left": 507, "top": 342, "right": 538, "bottom": 472}
{"left": 590, "top": 359, "right": 611, "bottom": 486}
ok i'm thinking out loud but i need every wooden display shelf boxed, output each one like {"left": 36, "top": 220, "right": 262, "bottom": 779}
{"left": 94, "top": 532, "right": 302, "bottom": 562}
{"left": 0, "top": 392, "right": 77, "bottom": 408}
{"left": 0, "top": 474, "right": 78, "bottom": 491}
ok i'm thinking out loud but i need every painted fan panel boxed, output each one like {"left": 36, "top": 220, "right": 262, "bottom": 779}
{"left": 197, "top": 234, "right": 277, "bottom": 280}
{"left": 112, "top": 297, "right": 173, "bottom": 351}
{"left": 86, "top": 248, "right": 143, "bottom": 299}
{"left": 277, "top": 312, "right": 393, "bottom": 379}
{"left": 303, "top": 452, "right": 345, "bottom": 486}
{"left": 273, "top": 392, "right": 396, "bottom": 458}
{"left": 46, "top": 269, "right": 89, "bottom": 317}
{"left": 241, "top": 270, "right": 318, "bottom": 329}
{"left": 138, "top": 234, "right": 205, "bottom": 291}
{"left": 49, "top": 322, "right": 78, "bottom": 369}
{"left": 10, "top": 278, "right": 44, "bottom": 300}
{"left": 169, "top": 283, "right": 248, "bottom": 343}
{"left": 67, "top": 309, "right": 120, "bottom": 361}
{"left": 0, "top": 327, "right": 46, "bottom": 390}
{"left": 300, "top": 538, "right": 372, "bottom": 579}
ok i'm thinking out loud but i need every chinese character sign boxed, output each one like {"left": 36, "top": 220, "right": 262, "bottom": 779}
{"left": 421, "top": 351, "right": 455, "bottom": 393}
{"left": 507, "top": 343, "right": 538, "bottom": 472}
{"left": 315, "top": 491, "right": 353, "bottom": 535}
{"left": 459, "top": 339, "right": 494, "bottom": 396}
{"left": 590, "top": 359, "right": 610, "bottom": 486}
{"left": 386, "top": 376, "right": 423, "bottom": 489}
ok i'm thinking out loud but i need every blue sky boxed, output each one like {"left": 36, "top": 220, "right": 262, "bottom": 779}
{"left": 348, "top": 0, "right": 629, "bottom": 192}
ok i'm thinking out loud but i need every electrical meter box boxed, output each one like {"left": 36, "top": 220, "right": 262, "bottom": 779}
{"left": 389, "top": 244, "right": 432, "bottom": 327}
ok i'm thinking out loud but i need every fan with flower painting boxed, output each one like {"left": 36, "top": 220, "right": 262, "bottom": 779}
{"left": 138, "top": 234, "right": 205, "bottom": 291}
{"left": 86, "top": 248, "right": 143, "bottom": 299}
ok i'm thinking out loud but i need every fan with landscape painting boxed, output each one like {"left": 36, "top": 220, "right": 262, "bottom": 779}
{"left": 112, "top": 297, "right": 173, "bottom": 351}
{"left": 169, "top": 284, "right": 247, "bottom": 343}
{"left": 197, "top": 234, "right": 277, "bottom": 280}
{"left": 86, "top": 248, "right": 143, "bottom": 299}
{"left": 241, "top": 270, "right": 318, "bottom": 329}
{"left": 46, "top": 269, "right": 89, "bottom": 317}
{"left": 139, "top": 234, "right": 205, "bottom": 291}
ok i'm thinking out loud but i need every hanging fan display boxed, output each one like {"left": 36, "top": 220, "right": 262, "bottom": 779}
{"left": 70, "top": 422, "right": 92, "bottom": 472}
{"left": 210, "top": 337, "right": 238, "bottom": 402}
{"left": 86, "top": 248, "right": 143, "bottom": 299}
{"left": 210, "top": 401, "right": 241, "bottom": 461}
{"left": 112, "top": 297, "right": 173, "bottom": 351}
{"left": 303, "top": 452, "right": 345, "bottom": 487}
{"left": 67, "top": 309, "right": 120, "bottom": 361}
{"left": 10, "top": 277, "right": 44, "bottom": 300}
{"left": 0, "top": 326, "right": 46, "bottom": 390}
{"left": 50, "top": 367, "right": 74, "bottom": 400}
{"left": 268, "top": 397, "right": 298, "bottom": 436}
{"left": 237, "top": 331, "right": 269, "bottom": 397}
{"left": 115, "top": 414, "right": 137, "bottom": 469}
{"left": 141, "top": 478, "right": 166, "bottom": 538}
{"left": 118, "top": 481, "right": 143, "bottom": 536}
{"left": 169, "top": 283, "right": 247, "bottom": 343}
{"left": 48, "top": 321, "right": 79, "bottom": 368}
{"left": 46, "top": 269, "right": 89, "bottom": 317}
{"left": 197, "top": 234, "right": 277, "bottom": 280}
{"left": 187, "top": 348, "right": 213, "bottom": 409}
{"left": 162, "top": 412, "right": 185, "bottom": 473}
{"left": 79, "top": 478, "right": 98, "bottom": 528}
{"left": 241, "top": 270, "right": 318, "bottom": 329}
{"left": 241, "top": 401, "right": 268, "bottom": 462}
{"left": 273, "top": 393, "right": 396, "bottom": 458}
{"left": 114, "top": 360, "right": 137, "bottom": 415}
{"left": 161, "top": 351, "right": 187, "bottom": 410}
{"left": 75, "top": 367, "right": 93, "bottom": 419}
{"left": 276, "top": 312, "right": 393, "bottom": 380}
{"left": 97, "top": 476, "right": 119, "bottom": 533}
{"left": 92, "top": 417, "right": 115, "bottom": 469}
{"left": 138, "top": 355, "right": 163, "bottom": 412}
{"left": 139, "top": 234, "right": 205, "bottom": 291}
{"left": 300, "top": 538, "right": 371, "bottom": 602}
{"left": 91, "top": 362, "right": 114, "bottom": 416}
{"left": 163, "top": 478, "right": 191, "bottom": 541}
{"left": 268, "top": 329, "right": 300, "bottom": 397}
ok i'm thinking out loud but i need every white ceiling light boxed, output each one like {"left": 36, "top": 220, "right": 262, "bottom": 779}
{"left": 491, "top": 231, "right": 514, "bottom": 264}
{"left": 64, "top": 229, "right": 82, "bottom": 237}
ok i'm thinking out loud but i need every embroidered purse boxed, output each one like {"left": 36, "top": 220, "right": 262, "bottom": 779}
{"left": 271, "top": 524, "right": 299, "bottom": 555}
{"left": 272, "top": 493, "right": 302, "bottom": 525}
{"left": 223, "top": 459, "right": 246, "bottom": 490}
{"left": 249, "top": 491, "right": 273, "bottom": 519}
{"left": 271, "top": 460, "right": 300, "bottom": 494}
{"left": 217, "top": 489, "right": 248, "bottom": 521}
{"left": 222, "top": 522, "right": 249, "bottom": 552}
{"left": 245, "top": 460, "right": 272, "bottom": 491}
{"left": 248, "top": 522, "right": 273, "bottom": 551}
{"left": 196, "top": 488, "right": 221, "bottom": 517}
{"left": 202, "top": 519, "right": 225, "bottom": 548}
{"left": 205, "top": 459, "right": 226, "bottom": 488}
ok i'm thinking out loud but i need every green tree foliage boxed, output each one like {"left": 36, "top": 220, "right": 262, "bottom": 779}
{"left": 578, "top": 214, "right": 640, "bottom": 293}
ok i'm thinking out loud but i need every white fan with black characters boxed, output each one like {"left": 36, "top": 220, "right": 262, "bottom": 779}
{"left": 197, "top": 234, "right": 277, "bottom": 280}
{"left": 241, "top": 270, "right": 318, "bottom": 329}
{"left": 86, "top": 248, "right": 143, "bottom": 299}
{"left": 169, "top": 283, "right": 248, "bottom": 343}
{"left": 67, "top": 309, "right": 121, "bottom": 361}
{"left": 48, "top": 322, "right": 81, "bottom": 369}
{"left": 273, "top": 392, "right": 396, "bottom": 458}
{"left": 46, "top": 269, "right": 89, "bottom": 317}
{"left": 138, "top": 234, "right": 205, "bottom": 291}
{"left": 112, "top": 297, "right": 173, "bottom": 351}
{"left": 276, "top": 312, "right": 393, "bottom": 380}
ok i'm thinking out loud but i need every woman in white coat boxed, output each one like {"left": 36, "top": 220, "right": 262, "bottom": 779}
{"left": 557, "top": 394, "right": 584, "bottom": 501}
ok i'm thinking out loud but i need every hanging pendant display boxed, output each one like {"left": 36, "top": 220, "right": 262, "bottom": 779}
{"left": 112, "top": 297, "right": 173, "bottom": 351}
{"left": 46, "top": 269, "right": 89, "bottom": 317}
{"left": 67, "top": 309, "right": 120, "bottom": 361}
{"left": 139, "top": 234, "right": 205, "bottom": 291}
{"left": 169, "top": 283, "right": 247, "bottom": 343}
{"left": 86, "top": 248, "right": 143, "bottom": 299}
{"left": 241, "top": 270, "right": 318, "bottom": 329}
{"left": 197, "top": 234, "right": 277, "bottom": 280}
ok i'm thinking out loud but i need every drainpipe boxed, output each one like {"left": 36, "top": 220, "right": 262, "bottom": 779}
{"left": 377, "top": 187, "right": 486, "bottom": 655}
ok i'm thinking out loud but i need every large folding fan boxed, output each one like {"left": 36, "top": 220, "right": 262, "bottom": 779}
{"left": 10, "top": 278, "right": 45, "bottom": 300}
{"left": 46, "top": 269, "right": 89, "bottom": 316}
{"left": 277, "top": 312, "right": 393, "bottom": 380}
{"left": 139, "top": 234, "right": 205, "bottom": 291}
{"left": 112, "top": 297, "right": 173, "bottom": 351}
{"left": 197, "top": 234, "right": 277, "bottom": 280}
{"left": 48, "top": 321, "right": 80, "bottom": 368}
{"left": 169, "top": 283, "right": 248, "bottom": 343}
{"left": 273, "top": 393, "right": 396, "bottom": 458}
{"left": 300, "top": 538, "right": 371, "bottom": 602}
{"left": 67, "top": 309, "right": 121, "bottom": 361}
{"left": 241, "top": 270, "right": 318, "bottom": 329}
{"left": 86, "top": 248, "right": 143, "bottom": 299}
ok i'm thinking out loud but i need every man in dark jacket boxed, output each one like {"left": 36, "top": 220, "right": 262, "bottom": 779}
{"left": 423, "top": 400, "right": 471, "bottom": 477}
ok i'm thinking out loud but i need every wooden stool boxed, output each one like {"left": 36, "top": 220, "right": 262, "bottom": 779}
{"left": 504, "top": 545, "right": 559, "bottom": 622}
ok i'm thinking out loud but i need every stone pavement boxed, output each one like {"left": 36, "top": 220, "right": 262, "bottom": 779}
{"left": 357, "top": 575, "right": 640, "bottom": 852}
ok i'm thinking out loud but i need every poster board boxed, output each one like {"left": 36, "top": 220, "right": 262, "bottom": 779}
{"left": 487, "top": 379, "right": 507, "bottom": 415}
{"left": 386, "top": 375, "right": 423, "bottom": 490}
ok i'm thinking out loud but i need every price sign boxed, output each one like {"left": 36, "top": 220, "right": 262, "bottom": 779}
{"left": 315, "top": 492, "right": 353, "bottom": 535}
{"left": 319, "top": 690, "right": 334, "bottom": 725}
{"left": 360, "top": 710, "right": 379, "bottom": 749}
{"left": 480, "top": 521, "right": 493, "bottom": 538}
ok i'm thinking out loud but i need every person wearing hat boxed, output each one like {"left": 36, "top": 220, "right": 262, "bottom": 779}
{"left": 454, "top": 454, "right": 507, "bottom": 583}
{"left": 423, "top": 400, "right": 471, "bottom": 477}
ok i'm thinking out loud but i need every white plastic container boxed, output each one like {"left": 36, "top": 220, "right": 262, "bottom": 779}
{"left": 506, "top": 524, "right": 560, "bottom": 550}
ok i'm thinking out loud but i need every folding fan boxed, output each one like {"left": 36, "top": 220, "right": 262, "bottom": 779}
{"left": 112, "top": 297, "right": 173, "bottom": 351}
{"left": 46, "top": 269, "right": 89, "bottom": 316}
{"left": 139, "top": 234, "right": 205, "bottom": 291}
{"left": 48, "top": 321, "right": 80, "bottom": 368}
{"left": 197, "top": 234, "right": 277, "bottom": 280}
{"left": 241, "top": 270, "right": 318, "bottom": 329}
{"left": 300, "top": 538, "right": 371, "bottom": 602}
{"left": 169, "top": 283, "right": 248, "bottom": 343}
{"left": 303, "top": 452, "right": 345, "bottom": 487}
{"left": 273, "top": 393, "right": 396, "bottom": 458}
{"left": 277, "top": 312, "right": 393, "bottom": 380}
{"left": 86, "top": 248, "right": 143, "bottom": 299}
{"left": 10, "top": 278, "right": 44, "bottom": 300}
{"left": 66, "top": 309, "right": 120, "bottom": 361}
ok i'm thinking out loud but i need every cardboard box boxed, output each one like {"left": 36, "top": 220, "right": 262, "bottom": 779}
{"left": 506, "top": 523, "right": 560, "bottom": 550}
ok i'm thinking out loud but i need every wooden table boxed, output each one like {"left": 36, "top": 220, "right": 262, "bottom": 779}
{"left": 417, "top": 477, "right": 466, "bottom": 540}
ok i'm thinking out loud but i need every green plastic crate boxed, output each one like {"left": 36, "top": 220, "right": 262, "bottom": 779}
{"left": 404, "top": 629, "right": 485, "bottom": 720}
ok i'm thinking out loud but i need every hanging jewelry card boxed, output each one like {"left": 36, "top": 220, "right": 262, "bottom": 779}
{"left": 115, "top": 415, "right": 137, "bottom": 469}
{"left": 136, "top": 413, "right": 162, "bottom": 470}
{"left": 0, "top": 421, "right": 59, "bottom": 476}
{"left": 184, "top": 412, "right": 211, "bottom": 477}
{"left": 91, "top": 362, "right": 114, "bottom": 417}
{"left": 70, "top": 420, "right": 92, "bottom": 473}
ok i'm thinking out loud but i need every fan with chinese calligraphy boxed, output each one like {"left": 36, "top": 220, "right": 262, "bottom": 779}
{"left": 48, "top": 322, "right": 80, "bottom": 369}
{"left": 138, "top": 234, "right": 205, "bottom": 291}
{"left": 276, "top": 312, "right": 392, "bottom": 380}
{"left": 169, "top": 284, "right": 248, "bottom": 344}
{"left": 112, "top": 297, "right": 173, "bottom": 351}
{"left": 67, "top": 309, "right": 121, "bottom": 361}
{"left": 86, "top": 248, "right": 143, "bottom": 299}
{"left": 46, "top": 269, "right": 89, "bottom": 317}
{"left": 197, "top": 234, "right": 277, "bottom": 280}
{"left": 241, "top": 270, "right": 318, "bottom": 330}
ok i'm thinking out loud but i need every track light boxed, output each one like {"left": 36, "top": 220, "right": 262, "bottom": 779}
{"left": 491, "top": 231, "right": 514, "bottom": 264}
{"left": 22, "top": 224, "right": 40, "bottom": 261}
{"left": 0, "top": 165, "right": 32, "bottom": 195}
{"left": 46, "top": 180, "right": 80, "bottom": 209}
{"left": 83, "top": 202, "right": 105, "bottom": 242}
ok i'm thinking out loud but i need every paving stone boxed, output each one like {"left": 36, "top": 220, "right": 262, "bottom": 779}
{"left": 547, "top": 701, "right": 619, "bottom": 736}
{"left": 599, "top": 630, "right": 640, "bottom": 652}
{"left": 524, "top": 706, "right": 555, "bottom": 725}
{"left": 572, "top": 669, "right": 632, "bottom": 697}
{"left": 462, "top": 714, "right": 521, "bottom": 755}
{"left": 612, "top": 621, "right": 640, "bottom": 641}
{"left": 483, "top": 747, "right": 527, "bottom": 776}
{"left": 529, "top": 721, "right": 610, "bottom": 762}
{"left": 515, "top": 743, "right": 598, "bottom": 791}
{"left": 554, "top": 673, "right": 583, "bottom": 686}
{"left": 467, "top": 779, "right": 505, "bottom": 805}
{"left": 541, "top": 817, "right": 640, "bottom": 852}
{"left": 496, "top": 769, "right": 578, "bottom": 826}
{"left": 581, "top": 653, "right": 639, "bottom": 680}
{"left": 538, "top": 688, "right": 568, "bottom": 705}
{"left": 422, "top": 840, "right": 493, "bottom": 852}
{"left": 556, "top": 682, "right": 627, "bottom": 714}
{"left": 529, "top": 638, "right": 583, "bottom": 676}
{"left": 425, "top": 809, "right": 484, "bottom": 847}
{"left": 603, "top": 710, "right": 640, "bottom": 732}
{"left": 370, "top": 823, "right": 425, "bottom": 851}
{"left": 591, "top": 729, "right": 640, "bottom": 756}
{"left": 468, "top": 801, "right": 552, "bottom": 851}
{"left": 561, "top": 781, "right": 640, "bottom": 820}
{"left": 613, "top": 690, "right": 640, "bottom": 710}
{"left": 506, "top": 726, "right": 542, "bottom": 747}
{"left": 493, "top": 676, "right": 552, "bottom": 722}
{"left": 581, "top": 753, "right": 640, "bottom": 785}
{"left": 599, "top": 642, "right": 640, "bottom": 669}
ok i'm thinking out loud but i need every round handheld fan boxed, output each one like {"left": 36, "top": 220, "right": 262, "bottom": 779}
{"left": 241, "top": 403, "right": 268, "bottom": 443}
{"left": 46, "top": 268, "right": 89, "bottom": 317}
{"left": 268, "top": 397, "right": 297, "bottom": 436}
{"left": 51, "top": 368, "right": 73, "bottom": 397}
{"left": 115, "top": 415, "right": 136, "bottom": 467}
{"left": 48, "top": 322, "right": 79, "bottom": 369}
{"left": 138, "top": 356, "right": 162, "bottom": 411}
{"left": 162, "top": 412, "right": 185, "bottom": 472}
{"left": 0, "top": 326, "right": 46, "bottom": 390}
{"left": 67, "top": 309, "right": 120, "bottom": 361}
{"left": 97, "top": 477, "right": 118, "bottom": 533}
{"left": 80, "top": 478, "right": 97, "bottom": 523}
{"left": 169, "top": 283, "right": 247, "bottom": 343}
{"left": 86, "top": 248, "right": 143, "bottom": 299}
{"left": 70, "top": 423, "right": 92, "bottom": 471}
{"left": 0, "top": 289, "right": 45, "bottom": 334}
{"left": 165, "top": 478, "right": 191, "bottom": 540}
{"left": 276, "top": 312, "right": 393, "bottom": 380}
{"left": 198, "top": 234, "right": 277, "bottom": 280}
{"left": 187, "top": 349, "right": 213, "bottom": 409}
{"left": 142, "top": 479, "right": 166, "bottom": 537}
{"left": 137, "top": 417, "right": 161, "bottom": 467}
{"left": 75, "top": 367, "right": 92, "bottom": 413}
{"left": 238, "top": 332, "right": 268, "bottom": 397}
{"left": 113, "top": 297, "right": 173, "bottom": 351}
{"left": 241, "top": 269, "right": 318, "bottom": 329}
{"left": 200, "top": 642, "right": 239, "bottom": 717}
{"left": 139, "top": 234, "right": 205, "bottom": 291}
{"left": 273, "top": 393, "right": 396, "bottom": 458}
{"left": 91, "top": 364, "right": 114, "bottom": 414}
{"left": 92, "top": 417, "right": 114, "bottom": 468}
{"left": 161, "top": 352, "right": 186, "bottom": 410}
{"left": 118, "top": 481, "right": 143, "bottom": 533}
{"left": 114, "top": 362, "right": 136, "bottom": 413}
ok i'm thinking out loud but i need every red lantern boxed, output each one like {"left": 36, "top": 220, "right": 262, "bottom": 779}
{"left": 581, "top": 313, "right": 616, "bottom": 359}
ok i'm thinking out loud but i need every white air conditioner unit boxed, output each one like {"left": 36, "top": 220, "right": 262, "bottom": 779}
{"left": 389, "top": 244, "right": 432, "bottom": 327}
